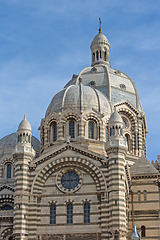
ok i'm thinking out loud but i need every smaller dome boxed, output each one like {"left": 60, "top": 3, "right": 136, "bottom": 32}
{"left": 0, "top": 133, "right": 40, "bottom": 158}
{"left": 45, "top": 84, "right": 112, "bottom": 117}
{"left": 109, "top": 109, "right": 123, "bottom": 124}
{"left": 91, "top": 33, "right": 109, "bottom": 45}
{"left": 18, "top": 115, "right": 31, "bottom": 131}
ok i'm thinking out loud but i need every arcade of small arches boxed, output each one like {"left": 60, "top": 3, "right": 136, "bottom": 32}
{"left": 17, "top": 131, "right": 31, "bottom": 144}
{"left": 40, "top": 109, "right": 143, "bottom": 155}
{"left": 92, "top": 48, "right": 109, "bottom": 63}
{"left": 40, "top": 112, "right": 106, "bottom": 147}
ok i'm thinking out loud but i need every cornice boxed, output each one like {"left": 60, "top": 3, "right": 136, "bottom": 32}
{"left": 30, "top": 143, "right": 108, "bottom": 171}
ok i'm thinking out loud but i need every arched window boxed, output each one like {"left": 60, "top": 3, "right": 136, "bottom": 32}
{"left": 116, "top": 125, "right": 118, "bottom": 135}
{"left": 143, "top": 190, "right": 147, "bottom": 201}
{"left": 88, "top": 121, "right": 94, "bottom": 139}
{"left": 84, "top": 203, "right": 90, "bottom": 223}
{"left": 105, "top": 127, "right": 108, "bottom": 142}
{"left": 7, "top": 164, "right": 11, "bottom": 179}
{"left": 23, "top": 133, "right": 25, "bottom": 142}
{"left": 50, "top": 204, "right": 56, "bottom": 224}
{"left": 92, "top": 53, "right": 95, "bottom": 62}
{"left": 67, "top": 203, "right": 73, "bottom": 223}
{"left": 124, "top": 134, "right": 129, "bottom": 151}
{"left": 137, "top": 191, "right": 141, "bottom": 202}
{"left": 1, "top": 205, "right": 13, "bottom": 210}
{"left": 51, "top": 122, "right": 57, "bottom": 142}
{"left": 110, "top": 127, "right": 112, "bottom": 136}
{"left": 141, "top": 225, "right": 146, "bottom": 237}
{"left": 69, "top": 120, "right": 75, "bottom": 138}
{"left": 100, "top": 50, "right": 102, "bottom": 59}
{"left": 96, "top": 50, "right": 99, "bottom": 61}
{"left": 104, "top": 51, "right": 106, "bottom": 61}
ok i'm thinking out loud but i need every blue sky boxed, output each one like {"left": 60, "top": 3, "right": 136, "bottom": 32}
{"left": 0, "top": 0, "right": 160, "bottom": 162}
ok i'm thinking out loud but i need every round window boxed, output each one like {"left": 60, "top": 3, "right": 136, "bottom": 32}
{"left": 56, "top": 168, "right": 82, "bottom": 193}
{"left": 61, "top": 171, "right": 79, "bottom": 190}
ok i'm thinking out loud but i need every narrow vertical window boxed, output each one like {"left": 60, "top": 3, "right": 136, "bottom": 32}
{"left": 125, "top": 134, "right": 129, "bottom": 151}
{"left": 141, "top": 225, "right": 146, "bottom": 237}
{"left": 50, "top": 204, "right": 56, "bottom": 224}
{"left": 7, "top": 164, "right": 11, "bottom": 179}
{"left": 143, "top": 190, "right": 147, "bottom": 202}
{"left": 104, "top": 51, "right": 106, "bottom": 61}
{"left": 110, "top": 127, "right": 112, "bottom": 136}
{"left": 84, "top": 203, "right": 90, "bottom": 223}
{"left": 96, "top": 50, "right": 99, "bottom": 61}
{"left": 137, "top": 191, "right": 141, "bottom": 202}
{"left": 47, "top": 130, "right": 50, "bottom": 142}
{"left": 53, "top": 123, "right": 57, "bottom": 141}
{"left": 105, "top": 127, "right": 108, "bottom": 141}
{"left": 69, "top": 120, "right": 75, "bottom": 138}
{"left": 67, "top": 203, "right": 73, "bottom": 223}
{"left": 88, "top": 122, "right": 94, "bottom": 139}
{"left": 92, "top": 53, "right": 95, "bottom": 62}
{"left": 51, "top": 122, "right": 57, "bottom": 142}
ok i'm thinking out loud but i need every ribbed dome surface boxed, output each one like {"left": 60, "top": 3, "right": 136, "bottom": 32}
{"left": 65, "top": 65, "right": 142, "bottom": 112}
{"left": 45, "top": 84, "right": 111, "bottom": 117}
{"left": 0, "top": 133, "right": 40, "bottom": 158}
{"left": 18, "top": 115, "right": 31, "bottom": 131}
{"left": 91, "top": 33, "right": 109, "bottom": 45}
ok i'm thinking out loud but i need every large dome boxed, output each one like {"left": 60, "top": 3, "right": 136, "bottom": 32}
{"left": 0, "top": 133, "right": 40, "bottom": 158}
{"left": 65, "top": 65, "right": 142, "bottom": 111}
{"left": 45, "top": 84, "right": 112, "bottom": 117}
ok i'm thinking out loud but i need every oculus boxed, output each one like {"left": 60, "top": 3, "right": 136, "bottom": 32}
{"left": 56, "top": 168, "right": 83, "bottom": 193}
{"left": 61, "top": 171, "right": 79, "bottom": 190}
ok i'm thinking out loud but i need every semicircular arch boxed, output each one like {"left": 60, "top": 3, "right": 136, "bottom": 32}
{"left": 1, "top": 228, "right": 13, "bottom": 240}
{"left": 31, "top": 157, "right": 107, "bottom": 195}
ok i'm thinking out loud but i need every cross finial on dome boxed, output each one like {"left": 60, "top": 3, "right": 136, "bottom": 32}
{"left": 99, "top": 18, "right": 102, "bottom": 33}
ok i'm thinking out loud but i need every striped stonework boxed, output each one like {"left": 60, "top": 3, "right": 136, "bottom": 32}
{"left": 106, "top": 138, "right": 127, "bottom": 239}
{"left": 13, "top": 145, "right": 35, "bottom": 240}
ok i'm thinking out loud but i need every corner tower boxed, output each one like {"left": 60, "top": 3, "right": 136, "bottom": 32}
{"left": 13, "top": 115, "right": 35, "bottom": 240}
{"left": 106, "top": 109, "right": 127, "bottom": 239}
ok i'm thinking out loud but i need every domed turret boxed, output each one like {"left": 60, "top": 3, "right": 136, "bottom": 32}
{"left": 18, "top": 114, "right": 31, "bottom": 131}
{"left": 17, "top": 115, "right": 32, "bottom": 145}
{"left": 109, "top": 109, "right": 123, "bottom": 125}
{"left": 108, "top": 108, "right": 124, "bottom": 140}
{"left": 90, "top": 28, "right": 110, "bottom": 67}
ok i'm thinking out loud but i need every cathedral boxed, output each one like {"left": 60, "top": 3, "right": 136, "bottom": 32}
{"left": 0, "top": 26, "right": 160, "bottom": 240}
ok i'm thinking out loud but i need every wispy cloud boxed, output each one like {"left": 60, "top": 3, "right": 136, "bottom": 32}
{"left": 0, "top": 0, "right": 160, "bottom": 161}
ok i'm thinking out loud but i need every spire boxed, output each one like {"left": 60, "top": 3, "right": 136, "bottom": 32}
{"left": 99, "top": 18, "right": 102, "bottom": 33}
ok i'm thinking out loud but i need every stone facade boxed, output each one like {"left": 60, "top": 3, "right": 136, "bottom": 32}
{"left": 0, "top": 28, "right": 160, "bottom": 240}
